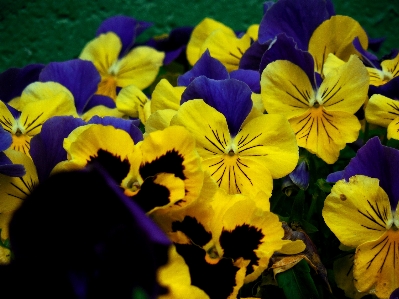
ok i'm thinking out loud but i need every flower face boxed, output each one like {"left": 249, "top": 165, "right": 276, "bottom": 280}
{"left": 323, "top": 137, "right": 399, "bottom": 298}
{"left": 261, "top": 54, "right": 369, "bottom": 164}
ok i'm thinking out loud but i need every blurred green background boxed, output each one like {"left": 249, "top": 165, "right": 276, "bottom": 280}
{"left": 0, "top": 0, "right": 398, "bottom": 72}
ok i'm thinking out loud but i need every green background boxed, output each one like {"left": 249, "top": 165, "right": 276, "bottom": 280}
{"left": 0, "top": 0, "right": 398, "bottom": 73}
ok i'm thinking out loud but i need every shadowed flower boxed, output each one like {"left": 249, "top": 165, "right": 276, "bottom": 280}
{"left": 0, "top": 166, "right": 171, "bottom": 299}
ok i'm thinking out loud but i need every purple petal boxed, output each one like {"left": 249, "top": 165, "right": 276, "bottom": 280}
{"left": 289, "top": 160, "right": 310, "bottom": 190}
{"left": 30, "top": 116, "right": 86, "bottom": 183}
{"left": 136, "top": 20, "right": 153, "bottom": 38}
{"left": 84, "top": 95, "right": 116, "bottom": 112}
{"left": 0, "top": 127, "right": 12, "bottom": 151}
{"left": 0, "top": 152, "right": 26, "bottom": 177}
{"left": 353, "top": 37, "right": 380, "bottom": 69}
{"left": 326, "top": 170, "right": 344, "bottom": 183}
{"left": 6, "top": 102, "right": 20, "bottom": 119}
{"left": 230, "top": 69, "right": 260, "bottom": 93}
{"left": 88, "top": 116, "right": 143, "bottom": 143}
{"left": 369, "top": 76, "right": 399, "bottom": 99}
{"left": 337, "top": 137, "right": 399, "bottom": 210}
{"left": 39, "top": 59, "right": 101, "bottom": 114}
{"left": 368, "top": 36, "right": 386, "bottom": 53}
{"left": 182, "top": 76, "right": 252, "bottom": 136}
{"left": 7, "top": 166, "right": 170, "bottom": 298}
{"left": 239, "top": 40, "right": 272, "bottom": 71}
{"left": 263, "top": 1, "right": 275, "bottom": 13}
{"left": 96, "top": 15, "right": 139, "bottom": 57}
{"left": 0, "top": 64, "right": 44, "bottom": 103}
{"left": 390, "top": 288, "right": 399, "bottom": 299}
{"left": 177, "top": 50, "right": 229, "bottom": 86}
{"left": 258, "top": 0, "right": 330, "bottom": 50}
{"left": 259, "top": 33, "right": 316, "bottom": 88}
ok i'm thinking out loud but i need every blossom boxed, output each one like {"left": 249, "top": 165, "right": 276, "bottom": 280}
{"left": 171, "top": 76, "right": 298, "bottom": 196}
{"left": 323, "top": 137, "right": 399, "bottom": 298}
{"left": 186, "top": 18, "right": 258, "bottom": 72}
{"left": 79, "top": 16, "right": 165, "bottom": 100}
{"left": 261, "top": 53, "right": 369, "bottom": 164}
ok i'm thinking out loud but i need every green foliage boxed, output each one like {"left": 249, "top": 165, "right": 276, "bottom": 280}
{"left": 276, "top": 259, "right": 320, "bottom": 299}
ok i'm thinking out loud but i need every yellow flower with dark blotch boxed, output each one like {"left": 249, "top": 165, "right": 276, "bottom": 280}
{"left": 323, "top": 175, "right": 399, "bottom": 299}
{"left": 171, "top": 99, "right": 298, "bottom": 197}
{"left": 186, "top": 18, "right": 256, "bottom": 71}
{"left": 365, "top": 94, "right": 399, "bottom": 140}
{"left": 124, "top": 126, "right": 206, "bottom": 214}
{"left": 0, "top": 149, "right": 38, "bottom": 239}
{"left": 53, "top": 124, "right": 138, "bottom": 187}
{"left": 308, "top": 15, "right": 368, "bottom": 74}
{"left": 79, "top": 32, "right": 164, "bottom": 100}
{"left": 0, "top": 82, "right": 77, "bottom": 157}
{"left": 157, "top": 245, "right": 210, "bottom": 299}
{"left": 261, "top": 55, "right": 369, "bottom": 164}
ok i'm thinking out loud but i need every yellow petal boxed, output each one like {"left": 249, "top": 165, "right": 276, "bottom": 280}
{"left": 171, "top": 99, "right": 231, "bottom": 159}
{"left": 235, "top": 114, "right": 298, "bottom": 179}
{"left": 246, "top": 24, "right": 259, "bottom": 41}
{"left": 79, "top": 32, "right": 121, "bottom": 75}
{"left": 0, "top": 149, "right": 38, "bottom": 239}
{"left": 322, "top": 53, "right": 346, "bottom": 78}
{"left": 116, "top": 84, "right": 149, "bottom": 119}
{"left": 186, "top": 18, "right": 236, "bottom": 66}
{"left": 365, "top": 94, "right": 398, "bottom": 129}
{"left": 309, "top": 15, "right": 368, "bottom": 74}
{"left": 200, "top": 30, "right": 252, "bottom": 72}
{"left": 261, "top": 60, "right": 314, "bottom": 118}
{"left": 114, "top": 46, "right": 165, "bottom": 90}
{"left": 320, "top": 55, "right": 369, "bottom": 113}
{"left": 144, "top": 109, "right": 177, "bottom": 135}
{"left": 323, "top": 175, "right": 392, "bottom": 248}
{"left": 381, "top": 52, "right": 399, "bottom": 81}
{"left": 151, "top": 78, "right": 185, "bottom": 113}
{"left": 354, "top": 229, "right": 399, "bottom": 299}
{"left": 157, "top": 246, "right": 210, "bottom": 299}
{"left": 290, "top": 108, "right": 360, "bottom": 164}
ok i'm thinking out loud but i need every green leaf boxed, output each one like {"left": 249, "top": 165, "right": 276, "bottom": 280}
{"left": 276, "top": 259, "right": 320, "bottom": 299}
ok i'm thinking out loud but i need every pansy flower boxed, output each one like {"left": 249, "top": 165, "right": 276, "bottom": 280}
{"left": 186, "top": 17, "right": 258, "bottom": 72}
{"left": 0, "top": 81, "right": 78, "bottom": 156}
{"left": 164, "top": 189, "right": 304, "bottom": 298}
{"left": 323, "top": 137, "right": 399, "bottom": 298}
{"left": 261, "top": 53, "right": 369, "bottom": 164}
{"left": 79, "top": 16, "right": 165, "bottom": 100}
{"left": 171, "top": 76, "right": 298, "bottom": 196}
{"left": 0, "top": 126, "right": 25, "bottom": 177}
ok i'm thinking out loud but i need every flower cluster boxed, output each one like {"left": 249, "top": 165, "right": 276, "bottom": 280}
{"left": 0, "top": 0, "right": 399, "bottom": 298}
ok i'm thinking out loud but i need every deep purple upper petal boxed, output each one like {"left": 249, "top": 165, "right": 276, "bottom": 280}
{"left": 181, "top": 76, "right": 252, "bottom": 136}
{"left": 0, "top": 64, "right": 44, "bottom": 102}
{"left": 239, "top": 40, "right": 273, "bottom": 71}
{"left": 0, "top": 152, "right": 26, "bottom": 177}
{"left": 30, "top": 116, "right": 86, "bottom": 183}
{"left": 259, "top": 34, "right": 316, "bottom": 88}
{"left": 96, "top": 15, "right": 139, "bottom": 57}
{"left": 39, "top": 59, "right": 101, "bottom": 114}
{"left": 330, "top": 137, "right": 399, "bottom": 210}
{"left": 258, "top": 0, "right": 330, "bottom": 50}
{"left": 353, "top": 37, "right": 380, "bottom": 69}
{"left": 88, "top": 116, "right": 143, "bottom": 143}
{"left": 177, "top": 50, "right": 229, "bottom": 86}
{"left": 229, "top": 69, "right": 260, "bottom": 93}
